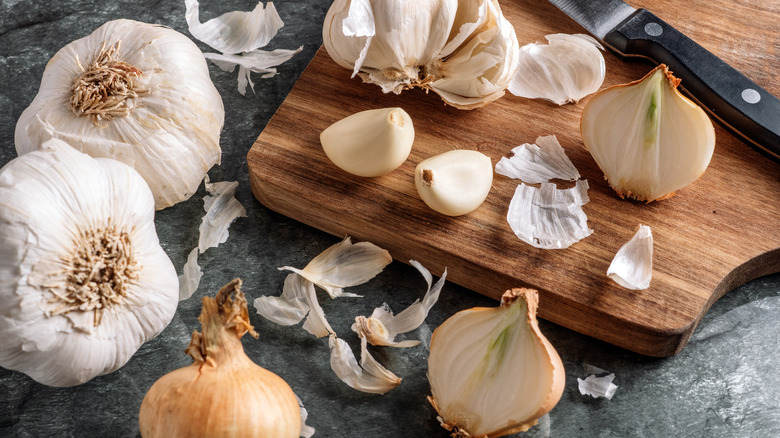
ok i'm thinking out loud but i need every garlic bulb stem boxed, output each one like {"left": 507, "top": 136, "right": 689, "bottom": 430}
{"left": 70, "top": 41, "right": 147, "bottom": 124}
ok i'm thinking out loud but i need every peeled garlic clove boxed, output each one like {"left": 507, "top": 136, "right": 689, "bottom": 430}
{"left": 607, "top": 224, "right": 653, "bottom": 290}
{"left": 581, "top": 64, "right": 716, "bottom": 202}
{"left": 428, "top": 288, "right": 565, "bottom": 437}
{"left": 320, "top": 107, "right": 414, "bottom": 177}
{"left": 509, "top": 34, "right": 605, "bottom": 105}
{"left": 415, "top": 150, "right": 493, "bottom": 216}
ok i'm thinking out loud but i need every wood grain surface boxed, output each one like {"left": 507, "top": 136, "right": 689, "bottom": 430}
{"left": 247, "top": 0, "right": 780, "bottom": 356}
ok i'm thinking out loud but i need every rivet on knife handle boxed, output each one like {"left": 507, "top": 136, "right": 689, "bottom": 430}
{"left": 603, "top": 9, "right": 780, "bottom": 160}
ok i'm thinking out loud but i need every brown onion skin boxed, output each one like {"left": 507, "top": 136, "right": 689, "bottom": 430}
{"left": 139, "top": 279, "right": 301, "bottom": 438}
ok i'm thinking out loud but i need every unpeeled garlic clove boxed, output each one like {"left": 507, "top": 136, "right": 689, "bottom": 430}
{"left": 320, "top": 107, "right": 414, "bottom": 177}
{"left": 427, "top": 288, "right": 565, "bottom": 437}
{"left": 581, "top": 64, "right": 715, "bottom": 202}
{"left": 415, "top": 150, "right": 493, "bottom": 216}
{"left": 607, "top": 224, "right": 653, "bottom": 290}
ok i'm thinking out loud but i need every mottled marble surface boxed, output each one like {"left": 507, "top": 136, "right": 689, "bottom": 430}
{"left": 1, "top": 1, "right": 778, "bottom": 437}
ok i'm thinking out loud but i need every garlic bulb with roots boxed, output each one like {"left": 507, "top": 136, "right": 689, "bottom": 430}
{"left": 139, "top": 279, "right": 302, "bottom": 438}
{"left": 427, "top": 288, "right": 565, "bottom": 437}
{"left": 15, "top": 19, "right": 224, "bottom": 210}
{"left": 581, "top": 64, "right": 715, "bottom": 202}
{"left": 0, "top": 139, "right": 179, "bottom": 387}
{"left": 322, "top": 0, "right": 520, "bottom": 109}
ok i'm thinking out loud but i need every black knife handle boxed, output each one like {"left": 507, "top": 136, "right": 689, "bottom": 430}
{"left": 603, "top": 9, "right": 780, "bottom": 161}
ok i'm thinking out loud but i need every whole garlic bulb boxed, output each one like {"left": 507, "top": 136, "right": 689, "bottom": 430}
{"left": 15, "top": 19, "right": 225, "bottom": 210}
{"left": 0, "top": 139, "right": 179, "bottom": 387}
{"left": 322, "top": 0, "right": 520, "bottom": 109}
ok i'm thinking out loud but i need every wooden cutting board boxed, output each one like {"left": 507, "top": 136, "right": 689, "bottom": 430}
{"left": 247, "top": 0, "right": 780, "bottom": 357}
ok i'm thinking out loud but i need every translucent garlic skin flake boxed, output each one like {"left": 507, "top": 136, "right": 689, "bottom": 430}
{"left": 506, "top": 180, "right": 593, "bottom": 249}
{"left": 509, "top": 34, "right": 605, "bottom": 105}
{"left": 322, "top": 0, "right": 520, "bottom": 109}
{"left": 185, "top": 0, "right": 302, "bottom": 95}
{"left": 495, "top": 135, "right": 580, "bottom": 184}
{"left": 0, "top": 139, "right": 179, "bottom": 387}
{"left": 607, "top": 225, "right": 653, "bottom": 290}
{"left": 14, "top": 19, "right": 224, "bottom": 210}
{"left": 329, "top": 335, "right": 402, "bottom": 394}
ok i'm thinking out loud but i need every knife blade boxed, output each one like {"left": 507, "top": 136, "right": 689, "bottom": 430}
{"left": 548, "top": 0, "right": 780, "bottom": 161}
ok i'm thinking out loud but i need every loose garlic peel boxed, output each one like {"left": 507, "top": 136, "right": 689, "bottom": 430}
{"left": 139, "top": 279, "right": 301, "bottom": 438}
{"left": 581, "top": 64, "right": 715, "bottom": 202}
{"left": 329, "top": 335, "right": 402, "bottom": 394}
{"left": 0, "top": 139, "right": 178, "bottom": 387}
{"left": 352, "top": 260, "right": 446, "bottom": 347}
{"left": 607, "top": 224, "right": 653, "bottom": 290}
{"left": 495, "top": 135, "right": 580, "bottom": 184}
{"left": 15, "top": 19, "right": 224, "bottom": 210}
{"left": 509, "top": 34, "right": 605, "bottom": 105}
{"left": 428, "top": 288, "right": 565, "bottom": 437}
{"left": 416, "top": 150, "right": 493, "bottom": 216}
{"left": 323, "top": 0, "right": 520, "bottom": 109}
{"left": 320, "top": 107, "right": 414, "bottom": 177}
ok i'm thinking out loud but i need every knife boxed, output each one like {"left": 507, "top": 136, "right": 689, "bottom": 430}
{"left": 548, "top": 0, "right": 780, "bottom": 161}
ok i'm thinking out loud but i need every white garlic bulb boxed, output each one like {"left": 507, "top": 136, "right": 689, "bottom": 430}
{"left": 14, "top": 19, "right": 225, "bottom": 210}
{"left": 0, "top": 139, "right": 179, "bottom": 387}
{"left": 322, "top": 0, "right": 520, "bottom": 109}
{"left": 581, "top": 64, "right": 715, "bottom": 202}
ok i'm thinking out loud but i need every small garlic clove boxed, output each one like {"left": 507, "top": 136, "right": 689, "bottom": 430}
{"left": 581, "top": 64, "right": 716, "bottom": 202}
{"left": 277, "top": 237, "right": 392, "bottom": 298}
{"left": 509, "top": 34, "right": 605, "bottom": 105}
{"left": 427, "top": 288, "right": 565, "bottom": 437}
{"left": 607, "top": 224, "right": 653, "bottom": 290}
{"left": 507, "top": 180, "right": 592, "bottom": 249}
{"left": 495, "top": 135, "right": 580, "bottom": 184}
{"left": 320, "top": 107, "right": 414, "bottom": 177}
{"left": 415, "top": 150, "right": 493, "bottom": 216}
{"left": 352, "top": 260, "right": 446, "bottom": 347}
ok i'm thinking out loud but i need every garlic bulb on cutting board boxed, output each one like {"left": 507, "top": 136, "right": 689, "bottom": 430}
{"left": 15, "top": 19, "right": 224, "bottom": 210}
{"left": 0, "top": 139, "right": 179, "bottom": 387}
{"left": 322, "top": 0, "right": 520, "bottom": 109}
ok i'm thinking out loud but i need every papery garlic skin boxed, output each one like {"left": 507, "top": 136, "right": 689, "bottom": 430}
{"left": 509, "top": 34, "right": 605, "bottom": 105}
{"left": 15, "top": 19, "right": 224, "bottom": 210}
{"left": 322, "top": 0, "right": 520, "bottom": 109}
{"left": 607, "top": 224, "right": 653, "bottom": 290}
{"left": 320, "top": 107, "right": 414, "bottom": 177}
{"left": 428, "top": 289, "right": 565, "bottom": 437}
{"left": 495, "top": 135, "right": 580, "bottom": 184}
{"left": 581, "top": 64, "right": 715, "bottom": 202}
{"left": 0, "top": 139, "right": 178, "bottom": 387}
{"left": 415, "top": 150, "right": 493, "bottom": 216}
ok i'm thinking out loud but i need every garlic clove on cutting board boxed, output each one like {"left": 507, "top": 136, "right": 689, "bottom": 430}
{"left": 415, "top": 150, "right": 493, "bottom": 216}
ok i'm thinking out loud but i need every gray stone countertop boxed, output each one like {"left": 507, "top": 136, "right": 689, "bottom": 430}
{"left": 1, "top": 1, "right": 778, "bottom": 437}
